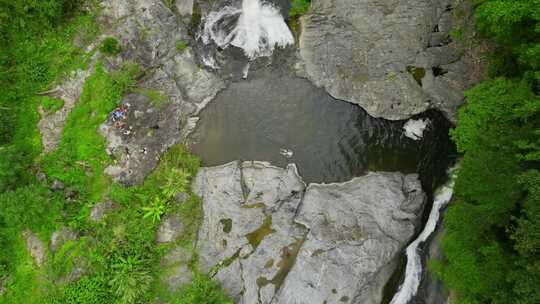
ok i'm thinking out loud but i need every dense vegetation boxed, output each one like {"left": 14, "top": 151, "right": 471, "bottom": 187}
{"left": 0, "top": 1, "right": 230, "bottom": 303}
{"left": 432, "top": 1, "right": 540, "bottom": 303}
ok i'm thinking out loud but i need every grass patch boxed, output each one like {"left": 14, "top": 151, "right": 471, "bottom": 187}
{"left": 99, "top": 37, "right": 121, "bottom": 56}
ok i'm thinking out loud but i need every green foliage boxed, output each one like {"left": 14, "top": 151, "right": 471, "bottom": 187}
{"left": 474, "top": 0, "right": 540, "bottom": 78}
{"left": 99, "top": 37, "right": 121, "bottom": 56}
{"left": 162, "top": 168, "right": 191, "bottom": 199}
{"left": 176, "top": 40, "right": 188, "bottom": 52}
{"left": 50, "top": 276, "right": 108, "bottom": 304}
{"left": 142, "top": 197, "right": 168, "bottom": 223}
{"left": 435, "top": 2, "right": 540, "bottom": 301}
{"left": 0, "top": 2, "right": 227, "bottom": 304}
{"left": 41, "top": 96, "right": 65, "bottom": 113}
{"left": 50, "top": 239, "right": 89, "bottom": 280}
{"left": 174, "top": 273, "right": 233, "bottom": 304}
{"left": 0, "top": 185, "right": 63, "bottom": 238}
{"left": 109, "top": 255, "right": 152, "bottom": 304}
{"left": 289, "top": 0, "right": 311, "bottom": 18}
{"left": 0, "top": 7, "right": 97, "bottom": 192}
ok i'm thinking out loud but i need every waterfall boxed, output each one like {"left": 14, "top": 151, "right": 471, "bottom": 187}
{"left": 200, "top": 0, "right": 294, "bottom": 59}
{"left": 390, "top": 168, "right": 457, "bottom": 304}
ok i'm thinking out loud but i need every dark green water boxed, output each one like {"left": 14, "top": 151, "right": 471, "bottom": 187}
{"left": 189, "top": 67, "right": 455, "bottom": 185}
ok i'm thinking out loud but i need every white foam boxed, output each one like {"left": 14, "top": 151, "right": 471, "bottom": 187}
{"left": 403, "top": 118, "right": 430, "bottom": 140}
{"left": 390, "top": 168, "right": 457, "bottom": 304}
{"left": 201, "top": 0, "right": 294, "bottom": 59}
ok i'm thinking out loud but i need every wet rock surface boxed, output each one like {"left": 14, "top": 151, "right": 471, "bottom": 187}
{"left": 193, "top": 162, "right": 425, "bottom": 304}
{"left": 297, "top": 0, "right": 476, "bottom": 122}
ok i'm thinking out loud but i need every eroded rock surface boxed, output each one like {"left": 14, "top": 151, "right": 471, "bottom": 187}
{"left": 297, "top": 0, "right": 476, "bottom": 122}
{"left": 194, "top": 162, "right": 425, "bottom": 304}
{"left": 98, "top": 0, "right": 224, "bottom": 185}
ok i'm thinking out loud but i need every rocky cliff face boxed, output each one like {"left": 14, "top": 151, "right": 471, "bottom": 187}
{"left": 297, "top": 0, "right": 476, "bottom": 122}
{"left": 193, "top": 162, "right": 426, "bottom": 304}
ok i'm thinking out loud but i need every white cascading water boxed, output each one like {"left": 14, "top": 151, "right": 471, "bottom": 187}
{"left": 403, "top": 118, "right": 431, "bottom": 141}
{"left": 200, "top": 0, "right": 294, "bottom": 59}
{"left": 390, "top": 168, "right": 457, "bottom": 304}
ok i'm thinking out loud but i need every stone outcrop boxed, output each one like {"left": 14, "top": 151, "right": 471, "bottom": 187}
{"left": 22, "top": 230, "right": 47, "bottom": 267}
{"left": 193, "top": 162, "right": 425, "bottom": 304}
{"left": 193, "top": 161, "right": 306, "bottom": 303}
{"left": 97, "top": 0, "right": 224, "bottom": 185}
{"left": 297, "top": 0, "right": 476, "bottom": 122}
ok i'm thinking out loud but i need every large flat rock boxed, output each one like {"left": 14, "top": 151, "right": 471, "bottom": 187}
{"left": 297, "top": 0, "right": 476, "bottom": 121}
{"left": 274, "top": 172, "right": 425, "bottom": 304}
{"left": 194, "top": 162, "right": 425, "bottom": 304}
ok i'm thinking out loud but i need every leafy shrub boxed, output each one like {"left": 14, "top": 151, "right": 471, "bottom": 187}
{"left": 59, "top": 276, "right": 108, "bottom": 304}
{"left": 289, "top": 0, "right": 311, "bottom": 18}
{"left": 108, "top": 255, "right": 152, "bottom": 304}
{"left": 99, "top": 37, "right": 121, "bottom": 56}
{"left": 0, "top": 185, "right": 63, "bottom": 237}
{"left": 142, "top": 196, "right": 168, "bottom": 223}
{"left": 162, "top": 168, "right": 191, "bottom": 199}
{"left": 41, "top": 96, "right": 65, "bottom": 113}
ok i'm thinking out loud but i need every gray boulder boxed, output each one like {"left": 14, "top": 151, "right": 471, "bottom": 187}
{"left": 297, "top": 0, "right": 477, "bottom": 122}
{"left": 193, "top": 162, "right": 425, "bottom": 304}
{"left": 274, "top": 172, "right": 425, "bottom": 304}
{"left": 193, "top": 161, "right": 306, "bottom": 303}
{"left": 22, "top": 231, "right": 47, "bottom": 267}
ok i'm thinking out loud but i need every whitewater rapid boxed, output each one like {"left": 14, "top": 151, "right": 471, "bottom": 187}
{"left": 200, "top": 0, "right": 294, "bottom": 59}
{"left": 390, "top": 168, "right": 456, "bottom": 304}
